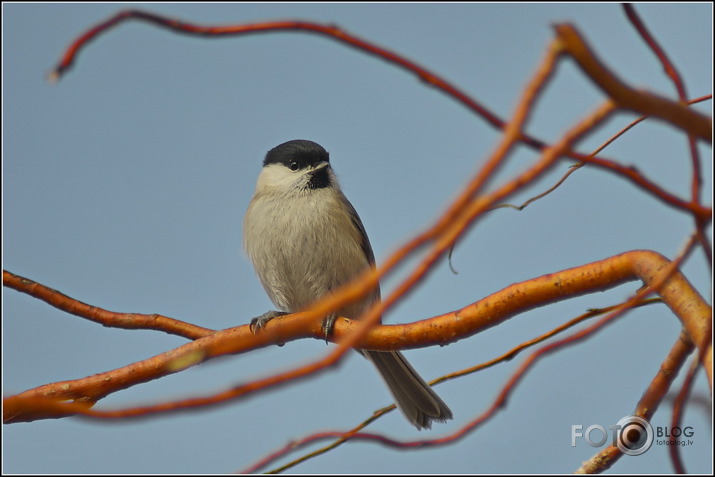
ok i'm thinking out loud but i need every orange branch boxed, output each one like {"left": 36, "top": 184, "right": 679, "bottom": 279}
{"left": 576, "top": 329, "right": 696, "bottom": 473}
{"left": 3, "top": 270, "right": 214, "bottom": 340}
{"left": 554, "top": 24, "right": 711, "bottom": 142}
{"left": 246, "top": 238, "right": 706, "bottom": 473}
{"left": 48, "top": 10, "right": 711, "bottom": 227}
{"left": 622, "top": 4, "right": 710, "bottom": 265}
{"left": 248, "top": 298, "right": 661, "bottom": 473}
{"left": 50, "top": 10, "right": 508, "bottom": 138}
{"left": 7, "top": 14, "right": 709, "bottom": 433}
{"left": 579, "top": 94, "right": 711, "bottom": 222}
{"left": 4, "top": 249, "right": 709, "bottom": 424}
{"left": 8, "top": 34, "right": 711, "bottom": 422}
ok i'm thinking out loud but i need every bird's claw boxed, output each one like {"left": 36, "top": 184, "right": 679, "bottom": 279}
{"left": 321, "top": 313, "right": 338, "bottom": 344}
{"left": 250, "top": 310, "right": 287, "bottom": 333}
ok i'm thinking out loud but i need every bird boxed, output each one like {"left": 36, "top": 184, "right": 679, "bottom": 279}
{"left": 243, "top": 139, "right": 452, "bottom": 429}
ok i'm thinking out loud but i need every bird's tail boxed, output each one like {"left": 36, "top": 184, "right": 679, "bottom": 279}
{"left": 363, "top": 349, "right": 452, "bottom": 430}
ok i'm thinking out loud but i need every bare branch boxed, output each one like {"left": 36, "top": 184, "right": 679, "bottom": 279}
{"left": 3, "top": 270, "right": 214, "bottom": 340}
{"left": 553, "top": 24, "right": 711, "bottom": 142}
{"left": 4, "top": 248, "right": 709, "bottom": 424}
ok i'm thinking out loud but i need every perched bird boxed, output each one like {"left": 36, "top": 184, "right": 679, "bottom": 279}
{"left": 243, "top": 139, "right": 452, "bottom": 429}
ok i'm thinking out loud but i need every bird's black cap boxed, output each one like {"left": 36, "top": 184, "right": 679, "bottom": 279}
{"left": 264, "top": 140, "right": 330, "bottom": 169}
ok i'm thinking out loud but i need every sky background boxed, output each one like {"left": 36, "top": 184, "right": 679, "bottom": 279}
{"left": 3, "top": 3, "right": 712, "bottom": 474}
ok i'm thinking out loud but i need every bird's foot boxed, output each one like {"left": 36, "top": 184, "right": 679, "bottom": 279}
{"left": 250, "top": 310, "right": 287, "bottom": 333}
{"left": 321, "top": 313, "right": 338, "bottom": 344}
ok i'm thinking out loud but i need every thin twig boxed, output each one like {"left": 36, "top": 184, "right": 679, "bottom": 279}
{"left": 250, "top": 299, "right": 661, "bottom": 473}
{"left": 3, "top": 270, "right": 214, "bottom": 340}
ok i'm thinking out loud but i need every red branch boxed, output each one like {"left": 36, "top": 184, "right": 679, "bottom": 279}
{"left": 51, "top": 10, "right": 507, "bottom": 138}
{"left": 622, "top": 4, "right": 687, "bottom": 100}
{"left": 243, "top": 237, "right": 701, "bottom": 473}
{"left": 3, "top": 270, "right": 213, "bottom": 340}
{"left": 7, "top": 10, "right": 708, "bottom": 472}
{"left": 49, "top": 11, "right": 712, "bottom": 228}
{"left": 552, "top": 24, "right": 711, "bottom": 142}
{"left": 622, "top": 4, "right": 709, "bottom": 265}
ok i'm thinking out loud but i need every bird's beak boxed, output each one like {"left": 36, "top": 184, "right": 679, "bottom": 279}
{"left": 311, "top": 161, "right": 329, "bottom": 173}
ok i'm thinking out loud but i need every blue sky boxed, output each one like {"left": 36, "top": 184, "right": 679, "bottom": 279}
{"left": 3, "top": 3, "right": 712, "bottom": 474}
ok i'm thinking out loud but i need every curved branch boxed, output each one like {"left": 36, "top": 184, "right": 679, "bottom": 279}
{"left": 246, "top": 242, "right": 704, "bottom": 473}
{"left": 3, "top": 270, "right": 213, "bottom": 340}
{"left": 50, "top": 10, "right": 507, "bottom": 137}
{"left": 553, "top": 24, "right": 711, "bottom": 142}
{"left": 622, "top": 4, "right": 688, "bottom": 100}
{"left": 576, "top": 330, "right": 695, "bottom": 473}
{"left": 248, "top": 298, "right": 662, "bottom": 473}
{"left": 48, "top": 11, "right": 711, "bottom": 226}
{"left": 4, "top": 249, "right": 710, "bottom": 424}
{"left": 622, "top": 4, "right": 709, "bottom": 265}
{"left": 51, "top": 12, "right": 711, "bottom": 143}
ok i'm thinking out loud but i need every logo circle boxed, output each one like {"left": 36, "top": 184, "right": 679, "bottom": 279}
{"left": 615, "top": 416, "right": 654, "bottom": 456}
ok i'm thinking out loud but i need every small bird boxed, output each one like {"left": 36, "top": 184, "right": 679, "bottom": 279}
{"left": 243, "top": 139, "right": 452, "bottom": 429}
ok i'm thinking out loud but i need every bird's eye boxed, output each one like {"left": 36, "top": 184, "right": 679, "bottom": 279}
{"left": 289, "top": 162, "right": 300, "bottom": 171}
